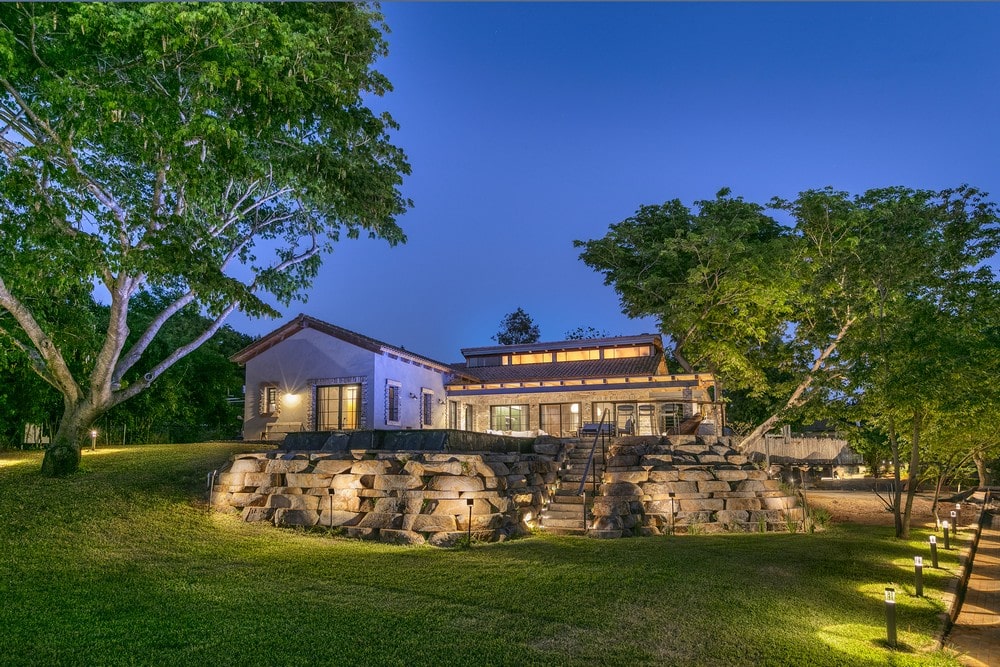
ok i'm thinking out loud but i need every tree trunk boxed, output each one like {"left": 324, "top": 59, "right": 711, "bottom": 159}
{"left": 974, "top": 450, "right": 991, "bottom": 488}
{"left": 40, "top": 403, "right": 99, "bottom": 477}
{"left": 887, "top": 416, "right": 904, "bottom": 538}
{"left": 899, "top": 413, "right": 923, "bottom": 540}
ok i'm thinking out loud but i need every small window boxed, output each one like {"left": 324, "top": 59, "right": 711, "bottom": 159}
{"left": 259, "top": 384, "right": 279, "bottom": 416}
{"left": 386, "top": 381, "right": 401, "bottom": 425}
{"left": 555, "top": 348, "right": 601, "bottom": 362}
{"left": 421, "top": 390, "right": 434, "bottom": 427}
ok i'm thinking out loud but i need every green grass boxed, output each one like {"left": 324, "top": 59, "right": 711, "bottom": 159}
{"left": 0, "top": 444, "right": 967, "bottom": 666}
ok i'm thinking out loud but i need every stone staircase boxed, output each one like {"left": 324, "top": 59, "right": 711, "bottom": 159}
{"left": 538, "top": 438, "right": 608, "bottom": 535}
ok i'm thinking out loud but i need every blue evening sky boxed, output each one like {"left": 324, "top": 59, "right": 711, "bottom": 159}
{"left": 228, "top": 2, "right": 1000, "bottom": 364}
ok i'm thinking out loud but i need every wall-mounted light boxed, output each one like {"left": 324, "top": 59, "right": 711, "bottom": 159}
{"left": 282, "top": 392, "right": 301, "bottom": 407}
{"left": 437, "top": 398, "right": 446, "bottom": 405}
{"left": 409, "top": 392, "right": 419, "bottom": 400}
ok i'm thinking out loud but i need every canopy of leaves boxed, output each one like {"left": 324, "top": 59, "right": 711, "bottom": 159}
{"left": 493, "top": 307, "right": 540, "bottom": 346}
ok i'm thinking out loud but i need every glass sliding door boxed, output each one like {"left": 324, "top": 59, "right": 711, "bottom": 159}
{"left": 540, "top": 403, "right": 581, "bottom": 437}
{"left": 316, "top": 383, "right": 361, "bottom": 430}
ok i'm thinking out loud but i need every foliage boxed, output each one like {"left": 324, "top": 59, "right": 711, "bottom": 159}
{"left": 492, "top": 307, "right": 540, "bottom": 345}
{"left": 0, "top": 3, "right": 410, "bottom": 473}
{"left": 0, "top": 443, "right": 964, "bottom": 666}
{"left": 564, "top": 326, "right": 609, "bottom": 340}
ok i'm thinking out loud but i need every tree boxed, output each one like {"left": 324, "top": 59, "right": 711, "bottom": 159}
{"left": 579, "top": 186, "right": 1000, "bottom": 538}
{"left": 564, "top": 326, "right": 609, "bottom": 340}
{"left": 0, "top": 3, "right": 410, "bottom": 475}
{"left": 492, "top": 308, "right": 540, "bottom": 345}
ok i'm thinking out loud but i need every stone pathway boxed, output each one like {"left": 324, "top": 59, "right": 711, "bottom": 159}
{"left": 947, "top": 494, "right": 1000, "bottom": 667}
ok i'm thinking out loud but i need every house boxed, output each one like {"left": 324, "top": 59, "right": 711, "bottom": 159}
{"left": 230, "top": 315, "right": 472, "bottom": 440}
{"left": 231, "top": 314, "right": 720, "bottom": 440}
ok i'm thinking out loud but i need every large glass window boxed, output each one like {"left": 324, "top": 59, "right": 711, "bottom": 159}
{"left": 603, "top": 345, "right": 652, "bottom": 359}
{"left": 509, "top": 352, "right": 552, "bottom": 365}
{"left": 490, "top": 405, "right": 529, "bottom": 431}
{"left": 540, "top": 403, "right": 581, "bottom": 437}
{"left": 316, "top": 384, "right": 361, "bottom": 430}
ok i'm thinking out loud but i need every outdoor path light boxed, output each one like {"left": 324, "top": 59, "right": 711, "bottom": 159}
{"left": 914, "top": 556, "right": 923, "bottom": 597}
{"left": 90, "top": 429, "right": 97, "bottom": 451}
{"left": 929, "top": 535, "right": 938, "bottom": 568}
{"left": 943, "top": 521, "right": 951, "bottom": 550}
{"left": 884, "top": 587, "right": 897, "bottom": 648}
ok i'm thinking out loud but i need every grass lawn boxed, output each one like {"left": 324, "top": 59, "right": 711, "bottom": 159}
{"left": 0, "top": 443, "right": 967, "bottom": 666}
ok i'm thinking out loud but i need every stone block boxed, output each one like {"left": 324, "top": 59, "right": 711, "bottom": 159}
{"left": 600, "top": 481, "right": 643, "bottom": 497}
{"left": 713, "top": 469, "right": 750, "bottom": 482}
{"left": 533, "top": 441, "right": 561, "bottom": 456}
{"left": 405, "top": 513, "right": 458, "bottom": 532}
{"left": 324, "top": 494, "right": 361, "bottom": 512}
{"left": 351, "top": 459, "right": 392, "bottom": 475}
{"left": 227, "top": 492, "right": 268, "bottom": 507}
{"left": 331, "top": 474, "right": 364, "bottom": 490}
{"left": 697, "top": 480, "right": 732, "bottom": 493}
{"left": 604, "top": 470, "right": 649, "bottom": 484}
{"left": 379, "top": 529, "right": 426, "bottom": 546}
{"left": 317, "top": 510, "right": 363, "bottom": 527}
{"left": 763, "top": 496, "right": 796, "bottom": 510}
{"left": 427, "top": 531, "right": 465, "bottom": 547}
{"left": 675, "top": 511, "right": 712, "bottom": 525}
{"left": 678, "top": 498, "right": 724, "bottom": 512}
{"left": 678, "top": 470, "right": 714, "bottom": 482}
{"left": 644, "top": 499, "right": 680, "bottom": 514}
{"left": 744, "top": 469, "right": 769, "bottom": 481}
{"left": 726, "top": 497, "right": 762, "bottom": 511}
{"left": 726, "top": 455, "right": 750, "bottom": 465}
{"left": 429, "top": 475, "right": 485, "bottom": 492}
{"left": 264, "top": 459, "right": 311, "bottom": 474}
{"left": 593, "top": 515, "right": 623, "bottom": 531}
{"left": 244, "top": 472, "right": 283, "bottom": 488}
{"left": 697, "top": 454, "right": 726, "bottom": 463}
{"left": 716, "top": 510, "right": 750, "bottom": 524}
{"left": 591, "top": 499, "right": 632, "bottom": 516}
{"left": 312, "top": 459, "right": 356, "bottom": 475}
{"left": 643, "top": 481, "right": 697, "bottom": 495}
{"left": 346, "top": 527, "right": 376, "bottom": 540}
{"left": 640, "top": 454, "right": 674, "bottom": 467}
{"left": 241, "top": 507, "right": 275, "bottom": 523}
{"left": 274, "top": 509, "right": 319, "bottom": 527}
{"left": 358, "top": 512, "right": 403, "bottom": 529}
{"left": 229, "top": 458, "right": 263, "bottom": 473}
{"left": 647, "top": 470, "right": 680, "bottom": 482}
{"left": 285, "top": 473, "right": 330, "bottom": 488}
{"left": 505, "top": 475, "right": 528, "bottom": 489}
{"left": 607, "top": 455, "right": 640, "bottom": 467}
{"left": 373, "top": 474, "right": 424, "bottom": 491}
{"left": 357, "top": 489, "right": 390, "bottom": 498}
{"left": 736, "top": 480, "right": 767, "bottom": 493}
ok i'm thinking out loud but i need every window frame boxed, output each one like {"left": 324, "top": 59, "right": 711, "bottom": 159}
{"left": 385, "top": 380, "right": 401, "bottom": 426}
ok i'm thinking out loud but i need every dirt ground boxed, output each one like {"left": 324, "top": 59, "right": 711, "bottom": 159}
{"left": 803, "top": 479, "right": 974, "bottom": 528}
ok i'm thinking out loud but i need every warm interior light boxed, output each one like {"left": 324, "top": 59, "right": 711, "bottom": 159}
{"left": 570, "top": 403, "right": 579, "bottom": 414}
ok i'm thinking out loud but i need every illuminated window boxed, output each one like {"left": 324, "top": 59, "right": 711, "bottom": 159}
{"left": 490, "top": 405, "right": 529, "bottom": 431}
{"left": 316, "top": 384, "right": 361, "bottom": 430}
{"left": 385, "top": 381, "right": 401, "bottom": 425}
{"left": 510, "top": 352, "right": 552, "bottom": 365}
{"left": 603, "top": 345, "right": 652, "bottom": 359}
{"left": 555, "top": 348, "right": 601, "bottom": 362}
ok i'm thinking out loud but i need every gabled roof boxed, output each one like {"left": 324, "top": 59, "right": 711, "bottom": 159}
{"left": 461, "top": 333, "right": 663, "bottom": 358}
{"left": 230, "top": 314, "right": 474, "bottom": 379}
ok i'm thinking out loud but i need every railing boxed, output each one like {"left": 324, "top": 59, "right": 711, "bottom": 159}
{"left": 576, "top": 411, "right": 610, "bottom": 534}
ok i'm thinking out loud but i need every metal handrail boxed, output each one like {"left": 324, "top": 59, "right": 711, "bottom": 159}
{"left": 576, "top": 410, "right": 609, "bottom": 497}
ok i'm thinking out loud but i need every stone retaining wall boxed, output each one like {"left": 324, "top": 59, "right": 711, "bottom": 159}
{"left": 589, "top": 437, "right": 802, "bottom": 537}
{"left": 212, "top": 447, "right": 561, "bottom": 546}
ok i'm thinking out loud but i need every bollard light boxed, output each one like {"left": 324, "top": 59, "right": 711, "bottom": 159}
{"left": 943, "top": 521, "right": 951, "bottom": 550}
{"left": 90, "top": 429, "right": 97, "bottom": 451}
{"left": 328, "top": 488, "right": 336, "bottom": 528}
{"left": 914, "top": 556, "right": 923, "bottom": 597}
{"left": 929, "top": 535, "right": 939, "bottom": 568}
{"left": 884, "top": 587, "right": 897, "bottom": 648}
{"left": 668, "top": 492, "right": 676, "bottom": 536}
{"left": 466, "top": 498, "right": 474, "bottom": 547}
{"left": 950, "top": 510, "right": 958, "bottom": 537}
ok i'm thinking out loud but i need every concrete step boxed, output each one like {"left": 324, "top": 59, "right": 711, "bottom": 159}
{"left": 541, "top": 526, "right": 587, "bottom": 536}
{"left": 551, "top": 492, "right": 586, "bottom": 504}
{"left": 542, "top": 509, "right": 585, "bottom": 520}
{"left": 540, "top": 517, "right": 587, "bottom": 529}
{"left": 546, "top": 502, "right": 586, "bottom": 513}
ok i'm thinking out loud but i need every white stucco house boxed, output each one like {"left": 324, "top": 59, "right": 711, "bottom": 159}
{"left": 230, "top": 315, "right": 474, "bottom": 440}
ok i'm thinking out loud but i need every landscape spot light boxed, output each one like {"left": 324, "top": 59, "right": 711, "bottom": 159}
{"left": 884, "top": 587, "right": 897, "bottom": 648}
{"left": 929, "top": 535, "right": 938, "bottom": 568}
{"left": 914, "top": 556, "right": 923, "bottom": 597}
{"left": 466, "top": 498, "right": 474, "bottom": 547}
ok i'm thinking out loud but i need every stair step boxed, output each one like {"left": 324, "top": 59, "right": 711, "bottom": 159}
{"left": 551, "top": 493, "right": 586, "bottom": 504}
{"left": 546, "top": 502, "right": 586, "bottom": 513}
{"left": 540, "top": 527, "right": 587, "bottom": 536}
{"left": 541, "top": 517, "right": 587, "bottom": 529}
{"left": 542, "top": 509, "right": 585, "bottom": 520}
